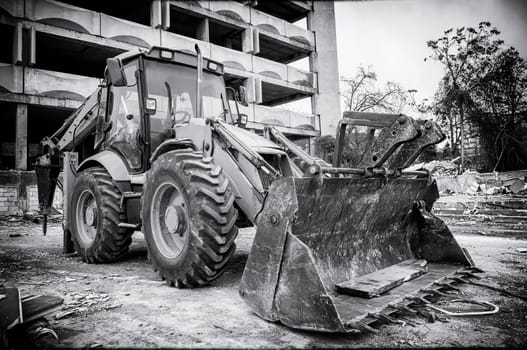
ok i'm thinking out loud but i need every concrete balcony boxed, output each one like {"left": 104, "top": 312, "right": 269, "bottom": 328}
{"left": 227, "top": 101, "right": 318, "bottom": 136}
{"left": 0, "top": 64, "right": 22, "bottom": 93}
{"left": 249, "top": 6, "right": 314, "bottom": 63}
{"left": 0, "top": 0, "right": 24, "bottom": 17}
{"left": 101, "top": 14, "right": 161, "bottom": 48}
{"left": 249, "top": 6, "right": 314, "bottom": 47}
{"left": 161, "top": 31, "right": 211, "bottom": 57}
{"left": 247, "top": 0, "right": 312, "bottom": 23}
{"left": 284, "top": 22, "right": 314, "bottom": 47}
{"left": 170, "top": 0, "right": 209, "bottom": 11}
{"left": 210, "top": 44, "right": 252, "bottom": 72}
{"left": 253, "top": 104, "right": 318, "bottom": 132}
{"left": 252, "top": 55, "right": 287, "bottom": 81}
{"left": 287, "top": 65, "right": 316, "bottom": 88}
{"left": 211, "top": 45, "right": 315, "bottom": 106}
{"left": 253, "top": 56, "right": 315, "bottom": 88}
{"left": 250, "top": 8, "right": 286, "bottom": 37}
{"left": 208, "top": 1, "right": 250, "bottom": 24}
{"left": 169, "top": 1, "right": 249, "bottom": 27}
{"left": 25, "top": 0, "right": 101, "bottom": 35}
{"left": 259, "top": 76, "right": 315, "bottom": 106}
{"left": 167, "top": 1, "right": 252, "bottom": 53}
{"left": 168, "top": 0, "right": 313, "bottom": 61}
{"left": 24, "top": 67, "right": 99, "bottom": 101}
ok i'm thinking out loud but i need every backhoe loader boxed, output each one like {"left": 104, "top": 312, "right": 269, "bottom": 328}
{"left": 35, "top": 45, "right": 482, "bottom": 333}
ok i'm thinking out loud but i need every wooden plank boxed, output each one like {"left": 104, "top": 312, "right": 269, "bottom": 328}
{"left": 336, "top": 259, "right": 428, "bottom": 298}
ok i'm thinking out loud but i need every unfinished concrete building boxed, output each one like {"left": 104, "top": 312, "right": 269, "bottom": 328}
{"left": 0, "top": 0, "right": 341, "bottom": 214}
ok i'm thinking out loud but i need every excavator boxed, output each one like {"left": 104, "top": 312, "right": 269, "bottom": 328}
{"left": 34, "top": 45, "right": 483, "bottom": 333}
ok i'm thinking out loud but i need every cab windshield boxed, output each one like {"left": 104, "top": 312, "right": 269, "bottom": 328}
{"left": 144, "top": 59, "right": 231, "bottom": 148}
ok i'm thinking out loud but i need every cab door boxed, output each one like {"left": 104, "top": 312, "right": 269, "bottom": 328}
{"left": 103, "top": 61, "right": 144, "bottom": 173}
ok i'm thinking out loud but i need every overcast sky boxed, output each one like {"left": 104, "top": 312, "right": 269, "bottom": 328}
{"left": 334, "top": 0, "right": 527, "bottom": 103}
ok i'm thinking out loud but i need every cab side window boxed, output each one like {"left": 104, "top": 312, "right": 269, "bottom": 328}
{"left": 104, "top": 63, "right": 143, "bottom": 171}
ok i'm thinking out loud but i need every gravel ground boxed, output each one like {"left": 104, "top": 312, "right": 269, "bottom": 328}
{"left": 1, "top": 220, "right": 526, "bottom": 348}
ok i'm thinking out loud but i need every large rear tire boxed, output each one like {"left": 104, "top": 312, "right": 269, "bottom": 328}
{"left": 70, "top": 167, "right": 134, "bottom": 263}
{"left": 142, "top": 150, "right": 239, "bottom": 288}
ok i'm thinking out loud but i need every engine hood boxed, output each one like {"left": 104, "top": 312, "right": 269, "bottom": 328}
{"left": 222, "top": 124, "right": 284, "bottom": 154}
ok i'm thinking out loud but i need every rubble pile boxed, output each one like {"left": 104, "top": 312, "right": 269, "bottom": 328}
{"left": 478, "top": 178, "right": 527, "bottom": 195}
{"left": 56, "top": 291, "right": 121, "bottom": 320}
{"left": 422, "top": 164, "right": 527, "bottom": 196}
{"left": 422, "top": 160, "right": 459, "bottom": 176}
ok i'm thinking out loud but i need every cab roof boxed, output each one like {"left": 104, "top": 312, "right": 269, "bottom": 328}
{"left": 113, "top": 45, "right": 224, "bottom": 75}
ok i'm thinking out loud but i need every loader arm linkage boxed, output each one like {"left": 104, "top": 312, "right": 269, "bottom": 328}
{"left": 34, "top": 89, "right": 102, "bottom": 233}
{"left": 209, "top": 118, "right": 281, "bottom": 179}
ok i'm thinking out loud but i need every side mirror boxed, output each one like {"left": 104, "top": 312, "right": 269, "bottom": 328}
{"left": 238, "top": 86, "right": 248, "bottom": 106}
{"left": 106, "top": 58, "right": 127, "bottom": 87}
{"left": 237, "top": 113, "right": 248, "bottom": 128}
{"left": 145, "top": 97, "right": 157, "bottom": 115}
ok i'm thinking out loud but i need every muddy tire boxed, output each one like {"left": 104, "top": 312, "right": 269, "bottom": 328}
{"left": 142, "top": 150, "right": 239, "bottom": 288}
{"left": 70, "top": 167, "right": 134, "bottom": 263}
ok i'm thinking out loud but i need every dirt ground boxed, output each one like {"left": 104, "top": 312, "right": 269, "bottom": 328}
{"left": 1, "top": 220, "right": 526, "bottom": 348}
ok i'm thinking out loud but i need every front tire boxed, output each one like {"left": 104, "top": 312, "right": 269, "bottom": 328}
{"left": 142, "top": 150, "right": 239, "bottom": 288}
{"left": 70, "top": 167, "right": 134, "bottom": 263}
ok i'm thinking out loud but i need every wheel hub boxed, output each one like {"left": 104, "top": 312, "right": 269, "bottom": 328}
{"left": 165, "top": 205, "right": 186, "bottom": 236}
{"left": 75, "top": 189, "right": 98, "bottom": 246}
{"left": 85, "top": 207, "right": 97, "bottom": 227}
{"left": 150, "top": 182, "right": 190, "bottom": 260}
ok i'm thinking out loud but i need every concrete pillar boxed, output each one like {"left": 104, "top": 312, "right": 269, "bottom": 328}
{"left": 161, "top": 0, "right": 170, "bottom": 30}
{"left": 252, "top": 26, "right": 260, "bottom": 55}
{"left": 28, "top": 26, "right": 36, "bottom": 66}
{"left": 242, "top": 27, "right": 257, "bottom": 53}
{"left": 15, "top": 104, "right": 28, "bottom": 170}
{"left": 244, "top": 76, "right": 256, "bottom": 103}
{"left": 197, "top": 18, "right": 209, "bottom": 42}
{"left": 150, "top": 0, "right": 163, "bottom": 28}
{"left": 13, "top": 23, "right": 23, "bottom": 64}
{"left": 254, "top": 77, "right": 263, "bottom": 104}
{"left": 307, "top": 1, "right": 341, "bottom": 136}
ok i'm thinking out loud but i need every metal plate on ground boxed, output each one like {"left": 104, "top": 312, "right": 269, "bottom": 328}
{"left": 336, "top": 259, "right": 428, "bottom": 298}
{"left": 0, "top": 287, "right": 23, "bottom": 331}
{"left": 21, "top": 295, "right": 64, "bottom": 323}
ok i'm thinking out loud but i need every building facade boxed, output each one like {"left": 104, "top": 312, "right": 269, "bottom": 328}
{"left": 0, "top": 0, "right": 341, "bottom": 214}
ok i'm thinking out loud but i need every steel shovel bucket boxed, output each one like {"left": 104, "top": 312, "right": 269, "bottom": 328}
{"left": 239, "top": 174, "right": 475, "bottom": 332}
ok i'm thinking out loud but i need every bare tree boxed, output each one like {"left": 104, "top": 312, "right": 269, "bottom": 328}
{"left": 340, "top": 66, "right": 410, "bottom": 113}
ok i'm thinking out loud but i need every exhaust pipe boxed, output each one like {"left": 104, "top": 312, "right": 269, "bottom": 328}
{"left": 195, "top": 44, "right": 202, "bottom": 119}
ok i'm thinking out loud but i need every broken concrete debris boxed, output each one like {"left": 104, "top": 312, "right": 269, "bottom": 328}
{"left": 54, "top": 291, "right": 120, "bottom": 320}
{"left": 433, "top": 168, "right": 527, "bottom": 196}
{"left": 54, "top": 310, "right": 76, "bottom": 320}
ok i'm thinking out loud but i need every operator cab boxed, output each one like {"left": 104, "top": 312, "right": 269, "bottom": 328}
{"left": 97, "top": 46, "right": 246, "bottom": 174}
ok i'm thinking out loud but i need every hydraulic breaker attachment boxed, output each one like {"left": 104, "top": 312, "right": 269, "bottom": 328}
{"left": 34, "top": 138, "right": 60, "bottom": 235}
{"left": 239, "top": 175, "right": 475, "bottom": 332}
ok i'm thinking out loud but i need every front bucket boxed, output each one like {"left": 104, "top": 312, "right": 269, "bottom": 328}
{"left": 239, "top": 175, "right": 475, "bottom": 332}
